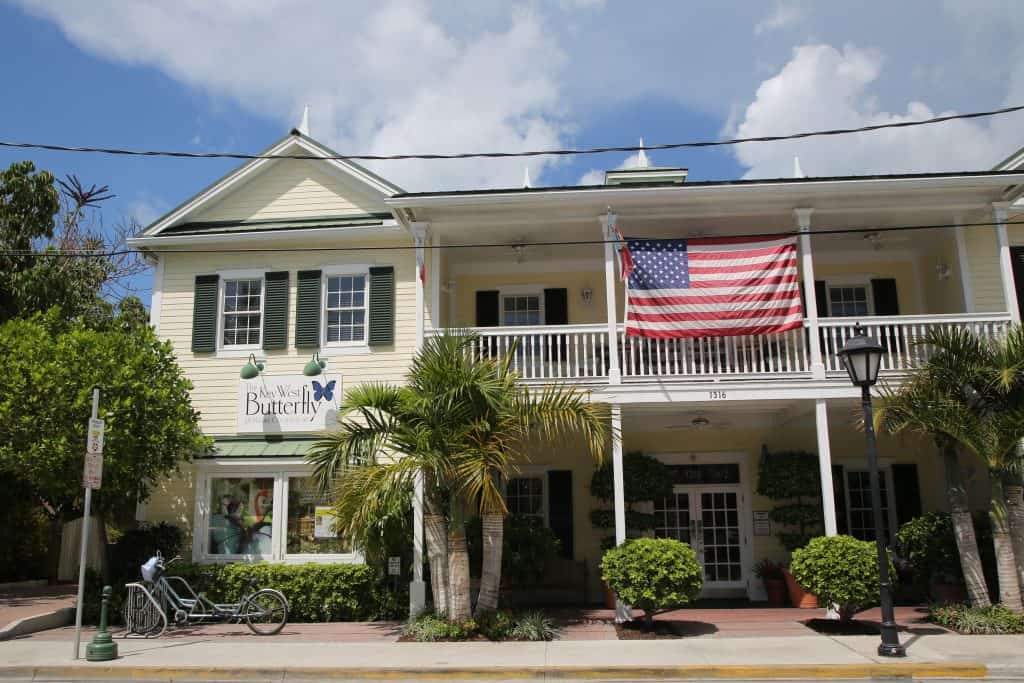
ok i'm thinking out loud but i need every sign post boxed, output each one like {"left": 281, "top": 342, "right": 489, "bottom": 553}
{"left": 73, "top": 389, "right": 103, "bottom": 660}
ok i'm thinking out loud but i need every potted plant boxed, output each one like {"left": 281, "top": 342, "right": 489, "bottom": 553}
{"left": 895, "top": 512, "right": 967, "bottom": 603}
{"left": 753, "top": 559, "right": 787, "bottom": 606}
{"left": 590, "top": 452, "right": 672, "bottom": 608}
{"left": 756, "top": 447, "right": 824, "bottom": 608}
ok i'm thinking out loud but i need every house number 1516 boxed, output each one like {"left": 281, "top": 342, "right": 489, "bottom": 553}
{"left": 709, "top": 391, "right": 727, "bottom": 399}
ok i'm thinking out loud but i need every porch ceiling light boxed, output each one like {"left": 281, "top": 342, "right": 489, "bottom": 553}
{"left": 838, "top": 325, "right": 884, "bottom": 388}
{"left": 240, "top": 353, "right": 265, "bottom": 380}
{"left": 303, "top": 352, "right": 327, "bottom": 377}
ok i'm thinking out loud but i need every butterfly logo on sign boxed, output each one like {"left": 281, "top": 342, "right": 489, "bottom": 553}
{"left": 311, "top": 380, "right": 336, "bottom": 402}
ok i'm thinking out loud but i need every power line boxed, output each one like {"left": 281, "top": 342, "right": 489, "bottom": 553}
{"left": 5, "top": 218, "right": 1022, "bottom": 258}
{"left": 3, "top": 104, "right": 1024, "bottom": 162}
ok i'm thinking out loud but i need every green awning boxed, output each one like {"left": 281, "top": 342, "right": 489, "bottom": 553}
{"left": 204, "top": 437, "right": 320, "bottom": 458}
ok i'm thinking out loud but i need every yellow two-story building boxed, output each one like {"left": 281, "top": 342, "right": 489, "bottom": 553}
{"left": 128, "top": 126, "right": 1024, "bottom": 612}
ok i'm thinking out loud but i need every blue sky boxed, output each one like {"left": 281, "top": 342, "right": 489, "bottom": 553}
{"left": 3, "top": 1, "right": 1024, "bottom": 300}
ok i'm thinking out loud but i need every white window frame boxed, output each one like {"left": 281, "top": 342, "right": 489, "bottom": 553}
{"left": 194, "top": 459, "right": 363, "bottom": 565}
{"left": 498, "top": 286, "right": 545, "bottom": 327}
{"left": 502, "top": 466, "right": 549, "bottom": 526}
{"left": 321, "top": 266, "right": 370, "bottom": 351}
{"left": 216, "top": 269, "right": 266, "bottom": 356}
{"left": 835, "top": 460, "right": 899, "bottom": 543}
{"left": 824, "top": 279, "right": 874, "bottom": 318}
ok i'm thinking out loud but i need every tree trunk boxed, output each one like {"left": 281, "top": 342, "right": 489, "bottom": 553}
{"left": 423, "top": 511, "right": 449, "bottom": 616}
{"left": 447, "top": 527, "right": 472, "bottom": 620}
{"left": 97, "top": 513, "right": 112, "bottom": 587}
{"left": 46, "top": 514, "right": 63, "bottom": 585}
{"left": 941, "top": 441, "right": 990, "bottom": 607}
{"left": 1004, "top": 476, "right": 1024, "bottom": 592}
{"left": 989, "top": 472, "right": 1024, "bottom": 612}
{"left": 475, "top": 513, "right": 504, "bottom": 615}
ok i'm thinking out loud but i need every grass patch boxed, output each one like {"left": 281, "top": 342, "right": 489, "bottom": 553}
{"left": 929, "top": 603, "right": 1024, "bottom": 634}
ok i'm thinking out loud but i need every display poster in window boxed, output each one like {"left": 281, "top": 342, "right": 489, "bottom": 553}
{"left": 313, "top": 506, "right": 339, "bottom": 538}
{"left": 237, "top": 374, "right": 341, "bottom": 433}
{"left": 753, "top": 510, "right": 771, "bottom": 536}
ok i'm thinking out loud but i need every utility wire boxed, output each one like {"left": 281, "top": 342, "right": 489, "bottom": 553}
{"left": 5, "top": 218, "right": 1023, "bottom": 258}
{"left": 3, "top": 104, "right": 1024, "bottom": 162}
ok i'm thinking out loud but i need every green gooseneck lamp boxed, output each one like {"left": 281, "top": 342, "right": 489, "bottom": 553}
{"left": 303, "top": 351, "right": 327, "bottom": 376}
{"left": 240, "top": 353, "right": 265, "bottom": 379}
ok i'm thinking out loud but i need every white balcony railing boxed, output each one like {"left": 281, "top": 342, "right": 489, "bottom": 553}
{"left": 430, "top": 312, "right": 1014, "bottom": 383}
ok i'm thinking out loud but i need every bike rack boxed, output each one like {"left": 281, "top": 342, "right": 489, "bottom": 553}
{"left": 123, "top": 582, "right": 168, "bottom": 638}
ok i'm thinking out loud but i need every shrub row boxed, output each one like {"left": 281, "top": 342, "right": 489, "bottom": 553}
{"left": 403, "top": 610, "right": 555, "bottom": 641}
{"left": 85, "top": 561, "right": 405, "bottom": 625}
{"left": 930, "top": 603, "right": 1024, "bottom": 634}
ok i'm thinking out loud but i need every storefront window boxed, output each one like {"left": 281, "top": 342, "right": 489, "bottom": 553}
{"left": 286, "top": 477, "right": 351, "bottom": 555}
{"left": 208, "top": 477, "right": 275, "bottom": 556}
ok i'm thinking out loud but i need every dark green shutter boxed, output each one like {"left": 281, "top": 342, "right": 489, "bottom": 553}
{"left": 191, "top": 274, "right": 219, "bottom": 353}
{"left": 891, "top": 464, "right": 922, "bottom": 526}
{"left": 544, "top": 288, "right": 569, "bottom": 325}
{"left": 368, "top": 266, "right": 395, "bottom": 346}
{"left": 476, "top": 290, "right": 500, "bottom": 327}
{"left": 871, "top": 278, "right": 900, "bottom": 316}
{"left": 1011, "top": 247, "right": 1024, "bottom": 319}
{"left": 815, "top": 280, "right": 828, "bottom": 318}
{"left": 832, "top": 465, "right": 848, "bottom": 535}
{"left": 262, "top": 271, "right": 289, "bottom": 350}
{"left": 295, "top": 270, "right": 322, "bottom": 349}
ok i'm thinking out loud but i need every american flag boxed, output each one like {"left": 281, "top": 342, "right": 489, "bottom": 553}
{"left": 624, "top": 236, "right": 804, "bottom": 339}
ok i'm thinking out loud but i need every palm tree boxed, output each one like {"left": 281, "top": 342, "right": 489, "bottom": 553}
{"left": 875, "top": 378, "right": 990, "bottom": 607}
{"left": 307, "top": 332, "right": 609, "bottom": 618}
{"left": 878, "top": 326, "right": 1024, "bottom": 611}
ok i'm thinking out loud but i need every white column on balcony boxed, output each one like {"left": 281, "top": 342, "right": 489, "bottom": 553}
{"left": 610, "top": 403, "right": 631, "bottom": 622}
{"left": 409, "top": 221, "right": 428, "bottom": 616}
{"left": 795, "top": 208, "right": 826, "bottom": 378}
{"left": 994, "top": 202, "right": 1021, "bottom": 323}
{"left": 953, "top": 217, "right": 975, "bottom": 313}
{"left": 601, "top": 212, "right": 622, "bottom": 384}
{"left": 814, "top": 399, "right": 838, "bottom": 537}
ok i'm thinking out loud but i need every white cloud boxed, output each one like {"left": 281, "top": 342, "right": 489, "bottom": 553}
{"left": 126, "top": 192, "right": 169, "bottom": 226}
{"left": 577, "top": 147, "right": 651, "bottom": 185}
{"left": 754, "top": 1, "right": 803, "bottom": 36}
{"left": 16, "top": 0, "right": 571, "bottom": 191}
{"left": 731, "top": 44, "right": 1014, "bottom": 178}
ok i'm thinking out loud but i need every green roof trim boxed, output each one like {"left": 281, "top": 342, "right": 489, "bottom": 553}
{"left": 158, "top": 213, "right": 392, "bottom": 237}
{"left": 203, "top": 436, "right": 321, "bottom": 459}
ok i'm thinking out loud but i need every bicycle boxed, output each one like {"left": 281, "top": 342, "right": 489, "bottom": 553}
{"left": 123, "top": 551, "right": 288, "bottom": 637}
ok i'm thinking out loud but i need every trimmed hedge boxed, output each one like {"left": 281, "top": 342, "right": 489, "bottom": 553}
{"left": 791, "top": 535, "right": 893, "bottom": 621}
{"left": 85, "top": 561, "right": 404, "bottom": 624}
{"left": 601, "top": 538, "right": 703, "bottom": 627}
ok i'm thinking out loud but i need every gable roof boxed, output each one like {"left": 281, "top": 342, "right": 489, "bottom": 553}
{"left": 138, "top": 131, "right": 404, "bottom": 238}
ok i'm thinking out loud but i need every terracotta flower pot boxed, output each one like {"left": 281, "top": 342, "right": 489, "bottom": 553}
{"left": 782, "top": 568, "right": 818, "bottom": 608}
{"left": 764, "top": 578, "right": 788, "bottom": 606}
{"left": 602, "top": 580, "right": 617, "bottom": 609}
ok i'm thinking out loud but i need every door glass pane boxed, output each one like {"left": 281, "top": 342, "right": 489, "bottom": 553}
{"left": 208, "top": 477, "right": 274, "bottom": 556}
{"left": 654, "top": 492, "right": 690, "bottom": 544}
{"left": 699, "top": 490, "right": 741, "bottom": 583}
{"left": 286, "top": 477, "right": 351, "bottom": 555}
{"left": 846, "top": 470, "right": 890, "bottom": 543}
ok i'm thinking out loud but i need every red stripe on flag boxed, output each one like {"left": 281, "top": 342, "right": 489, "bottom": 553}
{"left": 688, "top": 235, "right": 795, "bottom": 247}
{"left": 627, "top": 305, "right": 804, "bottom": 323}
{"left": 625, "top": 320, "right": 804, "bottom": 339}
{"left": 689, "top": 274, "right": 799, "bottom": 288}
{"left": 628, "top": 289, "right": 800, "bottom": 306}
{"left": 688, "top": 258, "right": 797, "bottom": 275}
{"left": 687, "top": 245, "right": 795, "bottom": 261}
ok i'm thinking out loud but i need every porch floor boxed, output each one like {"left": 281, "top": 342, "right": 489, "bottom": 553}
{"left": 25, "top": 605, "right": 944, "bottom": 642}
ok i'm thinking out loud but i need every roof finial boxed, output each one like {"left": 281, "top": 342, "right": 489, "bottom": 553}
{"left": 298, "top": 105, "right": 310, "bottom": 136}
{"left": 636, "top": 137, "right": 650, "bottom": 169}
{"left": 523, "top": 166, "right": 532, "bottom": 188}
{"left": 793, "top": 155, "right": 805, "bottom": 178}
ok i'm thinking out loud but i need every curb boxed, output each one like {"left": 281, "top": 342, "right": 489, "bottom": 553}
{"left": 0, "top": 662, "right": 990, "bottom": 681}
{"left": 0, "top": 607, "right": 75, "bottom": 642}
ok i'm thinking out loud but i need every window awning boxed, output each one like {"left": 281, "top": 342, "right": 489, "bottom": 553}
{"left": 205, "top": 437, "right": 320, "bottom": 458}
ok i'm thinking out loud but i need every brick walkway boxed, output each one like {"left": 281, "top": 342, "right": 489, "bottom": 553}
{"left": 26, "top": 604, "right": 944, "bottom": 642}
{"left": 0, "top": 583, "right": 77, "bottom": 631}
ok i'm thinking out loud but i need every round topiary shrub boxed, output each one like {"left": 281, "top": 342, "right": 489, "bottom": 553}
{"left": 600, "top": 538, "right": 703, "bottom": 628}
{"left": 790, "top": 535, "right": 892, "bottom": 621}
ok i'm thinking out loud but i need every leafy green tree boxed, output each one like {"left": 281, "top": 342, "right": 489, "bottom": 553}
{"left": 308, "top": 332, "right": 608, "bottom": 618}
{"left": 0, "top": 302, "right": 209, "bottom": 581}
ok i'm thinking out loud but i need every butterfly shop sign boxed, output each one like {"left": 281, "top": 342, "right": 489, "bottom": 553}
{"left": 237, "top": 374, "right": 341, "bottom": 433}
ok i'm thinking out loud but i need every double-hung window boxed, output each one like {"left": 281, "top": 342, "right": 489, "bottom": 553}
{"left": 502, "top": 294, "right": 542, "bottom": 326}
{"left": 506, "top": 476, "right": 545, "bottom": 525}
{"left": 222, "top": 278, "right": 263, "bottom": 348}
{"left": 325, "top": 274, "right": 367, "bottom": 345}
{"left": 844, "top": 469, "right": 894, "bottom": 544}
{"left": 827, "top": 285, "right": 870, "bottom": 317}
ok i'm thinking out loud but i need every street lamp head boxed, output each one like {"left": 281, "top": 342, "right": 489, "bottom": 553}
{"left": 838, "top": 325, "right": 884, "bottom": 388}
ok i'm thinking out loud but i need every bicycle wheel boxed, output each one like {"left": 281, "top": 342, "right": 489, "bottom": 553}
{"left": 241, "top": 589, "right": 288, "bottom": 635}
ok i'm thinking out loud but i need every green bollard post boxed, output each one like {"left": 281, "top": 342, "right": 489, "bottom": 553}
{"left": 86, "top": 585, "right": 119, "bottom": 662}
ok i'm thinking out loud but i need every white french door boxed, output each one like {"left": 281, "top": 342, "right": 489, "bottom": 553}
{"left": 654, "top": 485, "right": 746, "bottom": 592}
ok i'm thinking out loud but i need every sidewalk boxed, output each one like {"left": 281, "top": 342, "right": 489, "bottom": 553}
{"left": 2, "top": 627, "right": 1018, "bottom": 680}
{"left": 0, "top": 583, "right": 75, "bottom": 641}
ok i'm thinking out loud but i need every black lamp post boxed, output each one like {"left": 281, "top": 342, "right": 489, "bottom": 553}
{"left": 838, "top": 325, "right": 905, "bottom": 657}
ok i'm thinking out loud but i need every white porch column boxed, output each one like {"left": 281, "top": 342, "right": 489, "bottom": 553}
{"left": 994, "top": 203, "right": 1021, "bottom": 323}
{"left": 953, "top": 218, "right": 975, "bottom": 313}
{"left": 795, "top": 209, "right": 825, "bottom": 378}
{"left": 610, "top": 403, "right": 631, "bottom": 621}
{"left": 410, "top": 221, "right": 428, "bottom": 616}
{"left": 814, "top": 399, "right": 838, "bottom": 536}
{"left": 601, "top": 212, "right": 622, "bottom": 384}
